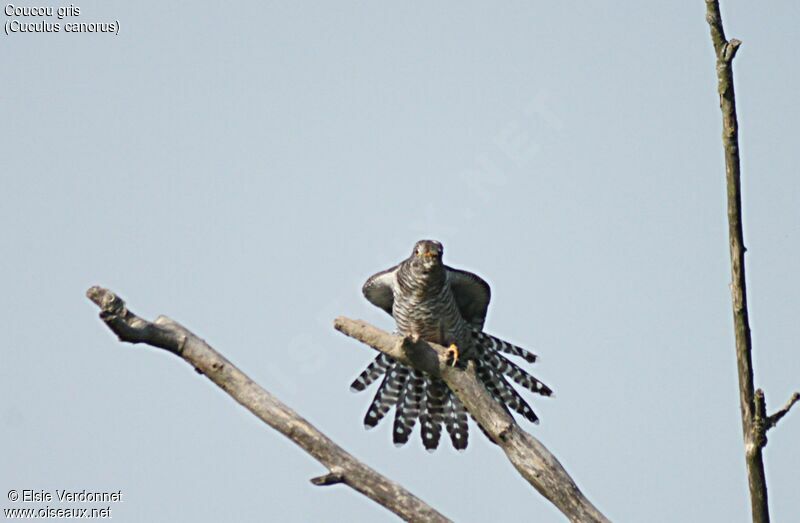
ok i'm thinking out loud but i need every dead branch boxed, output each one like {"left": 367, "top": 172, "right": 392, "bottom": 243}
{"left": 705, "top": 2, "right": 799, "bottom": 522}
{"left": 766, "top": 392, "right": 800, "bottom": 431}
{"left": 86, "top": 286, "right": 450, "bottom": 523}
{"left": 334, "top": 317, "right": 610, "bottom": 523}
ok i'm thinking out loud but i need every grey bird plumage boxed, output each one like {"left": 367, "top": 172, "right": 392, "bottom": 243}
{"left": 351, "top": 239, "right": 552, "bottom": 451}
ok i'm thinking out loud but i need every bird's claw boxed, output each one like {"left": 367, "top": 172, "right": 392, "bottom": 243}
{"left": 445, "top": 344, "right": 459, "bottom": 367}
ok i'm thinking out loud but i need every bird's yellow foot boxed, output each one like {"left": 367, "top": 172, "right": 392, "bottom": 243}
{"left": 445, "top": 344, "right": 459, "bottom": 367}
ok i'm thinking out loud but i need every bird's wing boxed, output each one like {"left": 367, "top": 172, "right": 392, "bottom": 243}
{"left": 446, "top": 266, "right": 491, "bottom": 329}
{"left": 362, "top": 263, "right": 400, "bottom": 316}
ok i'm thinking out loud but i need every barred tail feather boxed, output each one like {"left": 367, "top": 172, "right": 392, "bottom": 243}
{"left": 392, "top": 370, "right": 424, "bottom": 447}
{"left": 474, "top": 360, "right": 514, "bottom": 418}
{"left": 474, "top": 330, "right": 539, "bottom": 363}
{"left": 420, "top": 377, "right": 447, "bottom": 451}
{"left": 350, "top": 353, "right": 392, "bottom": 392}
{"left": 474, "top": 339, "right": 549, "bottom": 427}
{"left": 363, "top": 364, "right": 409, "bottom": 429}
{"left": 485, "top": 366, "right": 539, "bottom": 423}
{"left": 474, "top": 362, "right": 517, "bottom": 440}
{"left": 486, "top": 352, "right": 552, "bottom": 397}
{"left": 444, "top": 394, "right": 469, "bottom": 451}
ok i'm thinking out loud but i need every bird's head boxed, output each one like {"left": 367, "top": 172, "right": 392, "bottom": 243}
{"left": 410, "top": 239, "right": 444, "bottom": 272}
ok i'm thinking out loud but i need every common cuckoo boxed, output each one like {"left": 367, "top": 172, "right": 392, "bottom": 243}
{"left": 351, "top": 240, "right": 552, "bottom": 451}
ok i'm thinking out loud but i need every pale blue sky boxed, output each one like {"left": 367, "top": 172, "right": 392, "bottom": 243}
{"left": 2, "top": 2, "right": 798, "bottom": 521}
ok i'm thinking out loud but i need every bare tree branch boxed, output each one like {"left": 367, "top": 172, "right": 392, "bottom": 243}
{"left": 705, "top": 2, "right": 799, "bottom": 522}
{"left": 334, "top": 317, "right": 610, "bottom": 523}
{"left": 705, "top": 2, "right": 767, "bottom": 520}
{"left": 766, "top": 392, "right": 800, "bottom": 431}
{"left": 86, "top": 286, "right": 450, "bottom": 523}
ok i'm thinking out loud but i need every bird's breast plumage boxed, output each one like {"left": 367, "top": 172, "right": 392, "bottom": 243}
{"left": 392, "top": 261, "right": 475, "bottom": 356}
